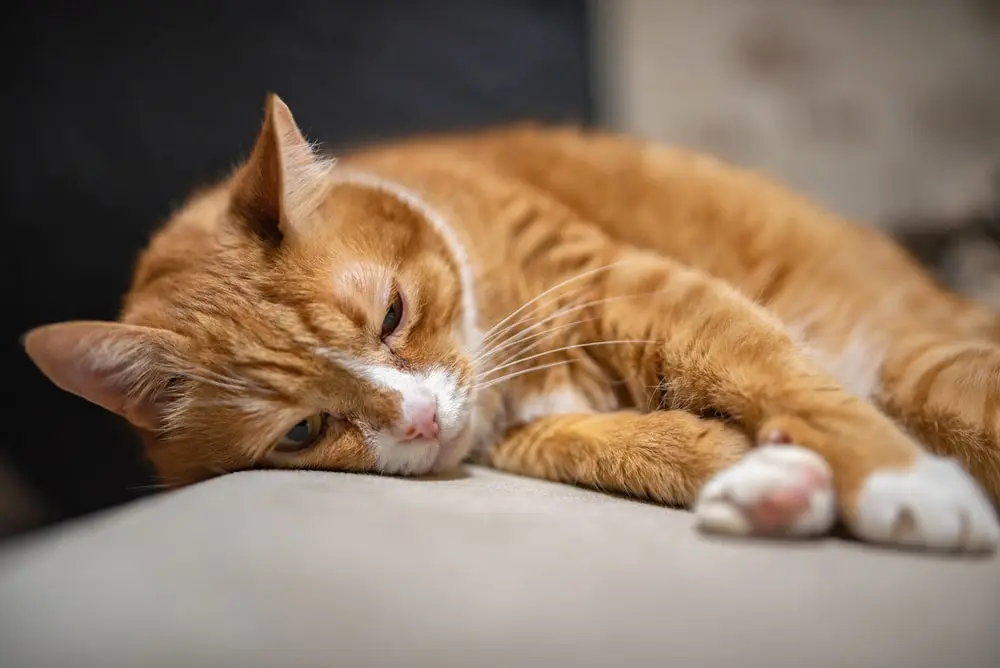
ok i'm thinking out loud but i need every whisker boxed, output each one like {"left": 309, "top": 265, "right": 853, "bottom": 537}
{"left": 479, "top": 339, "right": 658, "bottom": 379}
{"left": 480, "top": 280, "right": 595, "bottom": 350}
{"left": 645, "top": 380, "right": 666, "bottom": 413}
{"left": 472, "top": 360, "right": 580, "bottom": 391}
{"left": 480, "top": 260, "right": 627, "bottom": 344}
{"left": 480, "top": 299, "right": 610, "bottom": 361}
{"left": 485, "top": 320, "right": 604, "bottom": 371}
{"left": 478, "top": 288, "right": 668, "bottom": 367}
{"left": 472, "top": 315, "right": 602, "bottom": 366}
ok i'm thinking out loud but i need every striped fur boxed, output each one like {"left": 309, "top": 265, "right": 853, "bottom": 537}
{"left": 23, "top": 95, "right": 1000, "bottom": 553}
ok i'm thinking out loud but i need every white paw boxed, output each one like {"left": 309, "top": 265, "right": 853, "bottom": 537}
{"left": 852, "top": 456, "right": 1000, "bottom": 553}
{"left": 695, "top": 445, "right": 836, "bottom": 538}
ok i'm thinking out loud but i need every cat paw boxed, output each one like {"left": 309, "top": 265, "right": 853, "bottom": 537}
{"left": 694, "top": 445, "right": 836, "bottom": 538}
{"left": 850, "top": 456, "right": 1000, "bottom": 553}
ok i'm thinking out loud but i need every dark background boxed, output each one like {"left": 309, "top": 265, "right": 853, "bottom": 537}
{"left": 2, "top": 1, "right": 593, "bottom": 536}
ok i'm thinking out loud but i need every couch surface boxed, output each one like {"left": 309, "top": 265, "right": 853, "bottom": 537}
{"left": 0, "top": 466, "right": 997, "bottom": 667}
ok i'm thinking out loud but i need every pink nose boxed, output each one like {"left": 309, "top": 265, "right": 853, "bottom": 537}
{"left": 400, "top": 398, "right": 439, "bottom": 442}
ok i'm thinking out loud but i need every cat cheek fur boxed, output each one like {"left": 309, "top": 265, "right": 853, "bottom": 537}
{"left": 356, "top": 349, "right": 476, "bottom": 476}
{"left": 355, "top": 365, "right": 472, "bottom": 475}
{"left": 370, "top": 322, "right": 478, "bottom": 475}
{"left": 315, "top": 179, "right": 482, "bottom": 475}
{"left": 309, "top": 267, "right": 472, "bottom": 474}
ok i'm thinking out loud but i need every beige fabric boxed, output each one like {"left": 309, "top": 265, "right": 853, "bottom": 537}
{"left": 593, "top": 0, "right": 1000, "bottom": 224}
{"left": 0, "top": 467, "right": 998, "bottom": 668}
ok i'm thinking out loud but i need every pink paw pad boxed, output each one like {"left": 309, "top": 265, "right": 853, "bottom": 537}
{"left": 695, "top": 445, "right": 836, "bottom": 538}
{"left": 746, "top": 487, "right": 812, "bottom": 534}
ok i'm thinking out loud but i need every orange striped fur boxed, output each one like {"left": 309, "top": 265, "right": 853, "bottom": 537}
{"left": 23, "top": 95, "right": 1000, "bottom": 553}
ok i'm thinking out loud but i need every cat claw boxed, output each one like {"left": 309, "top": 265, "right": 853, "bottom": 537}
{"left": 695, "top": 445, "right": 836, "bottom": 538}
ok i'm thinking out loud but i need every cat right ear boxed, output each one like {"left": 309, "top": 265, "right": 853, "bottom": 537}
{"left": 230, "top": 93, "right": 334, "bottom": 245}
{"left": 22, "top": 321, "right": 185, "bottom": 431}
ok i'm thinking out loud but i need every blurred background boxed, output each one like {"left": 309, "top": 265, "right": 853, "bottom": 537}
{"left": 3, "top": 0, "right": 999, "bottom": 541}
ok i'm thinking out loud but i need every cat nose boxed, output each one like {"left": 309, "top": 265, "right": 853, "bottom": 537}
{"left": 399, "top": 391, "right": 439, "bottom": 442}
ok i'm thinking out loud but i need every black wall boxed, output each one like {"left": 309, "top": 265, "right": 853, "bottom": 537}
{"left": 2, "top": 1, "right": 593, "bottom": 532}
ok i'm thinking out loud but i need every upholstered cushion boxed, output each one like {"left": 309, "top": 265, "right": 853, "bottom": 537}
{"left": 1, "top": 467, "right": 997, "bottom": 667}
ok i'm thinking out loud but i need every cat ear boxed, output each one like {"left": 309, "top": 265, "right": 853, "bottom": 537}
{"left": 231, "top": 93, "right": 334, "bottom": 244}
{"left": 23, "top": 321, "right": 185, "bottom": 431}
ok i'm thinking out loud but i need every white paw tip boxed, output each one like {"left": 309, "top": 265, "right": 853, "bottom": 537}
{"left": 695, "top": 444, "right": 836, "bottom": 539}
{"left": 696, "top": 499, "right": 754, "bottom": 536}
{"left": 854, "top": 456, "right": 1000, "bottom": 553}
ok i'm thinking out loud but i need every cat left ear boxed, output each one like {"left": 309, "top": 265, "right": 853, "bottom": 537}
{"left": 22, "top": 321, "right": 185, "bottom": 431}
{"left": 230, "top": 93, "right": 334, "bottom": 244}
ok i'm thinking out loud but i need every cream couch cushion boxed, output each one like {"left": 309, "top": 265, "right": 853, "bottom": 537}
{"left": 1, "top": 466, "right": 998, "bottom": 667}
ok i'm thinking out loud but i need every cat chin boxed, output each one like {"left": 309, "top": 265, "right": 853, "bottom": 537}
{"left": 429, "top": 427, "right": 475, "bottom": 474}
{"left": 372, "top": 429, "right": 471, "bottom": 477}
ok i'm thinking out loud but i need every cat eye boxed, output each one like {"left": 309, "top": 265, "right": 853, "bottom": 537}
{"left": 380, "top": 293, "right": 404, "bottom": 339}
{"left": 275, "top": 413, "right": 326, "bottom": 452}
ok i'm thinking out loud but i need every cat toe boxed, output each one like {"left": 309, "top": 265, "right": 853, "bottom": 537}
{"left": 695, "top": 445, "right": 836, "bottom": 538}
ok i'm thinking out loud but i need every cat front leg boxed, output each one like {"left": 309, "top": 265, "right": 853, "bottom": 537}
{"left": 492, "top": 409, "right": 841, "bottom": 537}
{"left": 581, "top": 253, "right": 999, "bottom": 552}
{"left": 491, "top": 409, "right": 753, "bottom": 506}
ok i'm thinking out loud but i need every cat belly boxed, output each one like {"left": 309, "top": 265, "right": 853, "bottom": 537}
{"left": 788, "top": 324, "right": 886, "bottom": 401}
{"left": 514, "top": 388, "right": 595, "bottom": 423}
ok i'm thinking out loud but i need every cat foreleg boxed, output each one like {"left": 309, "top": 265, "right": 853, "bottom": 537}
{"left": 583, "top": 254, "right": 999, "bottom": 551}
{"left": 489, "top": 409, "right": 750, "bottom": 507}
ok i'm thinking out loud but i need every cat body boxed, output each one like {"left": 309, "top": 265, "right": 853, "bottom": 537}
{"left": 25, "top": 96, "right": 1000, "bottom": 553}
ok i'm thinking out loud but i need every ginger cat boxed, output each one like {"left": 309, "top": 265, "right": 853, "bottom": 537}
{"left": 24, "top": 95, "right": 1000, "bottom": 553}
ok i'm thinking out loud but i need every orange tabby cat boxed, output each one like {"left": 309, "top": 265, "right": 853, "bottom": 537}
{"left": 24, "top": 95, "right": 1000, "bottom": 553}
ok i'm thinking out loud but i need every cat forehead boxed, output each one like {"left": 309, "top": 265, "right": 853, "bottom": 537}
{"left": 333, "top": 262, "right": 394, "bottom": 307}
{"left": 128, "top": 256, "right": 398, "bottom": 357}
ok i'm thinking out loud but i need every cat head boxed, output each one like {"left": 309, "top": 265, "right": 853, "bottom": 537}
{"left": 23, "top": 94, "right": 482, "bottom": 486}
